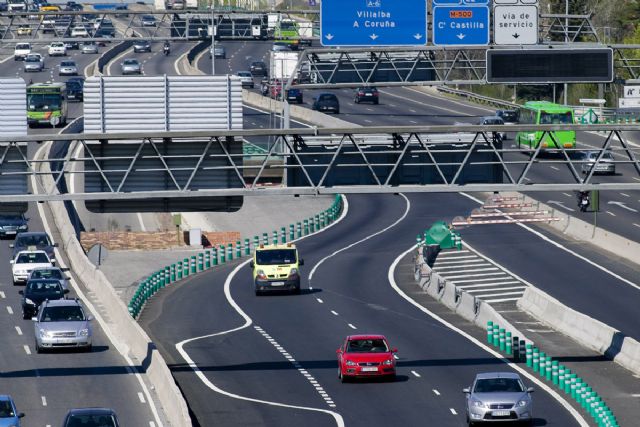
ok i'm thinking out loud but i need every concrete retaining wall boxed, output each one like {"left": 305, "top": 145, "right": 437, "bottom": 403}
{"left": 98, "top": 41, "right": 134, "bottom": 74}
{"left": 518, "top": 287, "right": 640, "bottom": 376}
{"left": 36, "top": 145, "right": 192, "bottom": 426}
{"left": 414, "top": 249, "right": 530, "bottom": 343}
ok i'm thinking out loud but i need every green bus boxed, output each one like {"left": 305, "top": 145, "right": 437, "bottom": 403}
{"left": 516, "top": 101, "right": 576, "bottom": 151}
{"left": 26, "top": 82, "right": 68, "bottom": 128}
{"left": 274, "top": 19, "right": 300, "bottom": 49}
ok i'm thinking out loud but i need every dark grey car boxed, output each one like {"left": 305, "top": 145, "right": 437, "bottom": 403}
{"left": 0, "top": 213, "right": 28, "bottom": 238}
{"left": 133, "top": 40, "right": 151, "bottom": 53}
{"left": 10, "top": 232, "right": 57, "bottom": 262}
{"left": 464, "top": 372, "right": 534, "bottom": 426}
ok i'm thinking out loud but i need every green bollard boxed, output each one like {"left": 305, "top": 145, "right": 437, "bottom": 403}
{"left": 525, "top": 344, "right": 532, "bottom": 367}
{"left": 254, "top": 235, "right": 260, "bottom": 249}
{"left": 164, "top": 266, "right": 170, "bottom": 285}
{"left": 310, "top": 217, "right": 315, "bottom": 233}
{"left": 315, "top": 214, "right": 320, "bottom": 231}
{"left": 563, "top": 369, "right": 572, "bottom": 393}
{"left": 538, "top": 352, "right": 546, "bottom": 377}
{"left": 205, "top": 251, "right": 211, "bottom": 269}
{"left": 492, "top": 325, "right": 499, "bottom": 347}
{"left": 177, "top": 261, "right": 183, "bottom": 280}
{"left": 487, "top": 321, "right": 493, "bottom": 344}
{"left": 227, "top": 244, "right": 233, "bottom": 261}
{"left": 170, "top": 264, "right": 176, "bottom": 282}
{"left": 574, "top": 380, "right": 583, "bottom": 402}
{"left": 545, "top": 356, "right": 552, "bottom": 381}
{"left": 219, "top": 245, "right": 226, "bottom": 263}
{"left": 289, "top": 224, "right": 295, "bottom": 241}
{"left": 281, "top": 227, "right": 286, "bottom": 243}
{"left": 505, "top": 331, "right": 512, "bottom": 355}
{"left": 304, "top": 219, "right": 309, "bottom": 235}
{"left": 262, "top": 232, "right": 269, "bottom": 245}
{"left": 212, "top": 248, "right": 218, "bottom": 266}
{"left": 551, "top": 360, "right": 558, "bottom": 384}
{"left": 532, "top": 348, "right": 539, "bottom": 372}
{"left": 198, "top": 253, "right": 204, "bottom": 272}
{"left": 190, "top": 256, "right": 196, "bottom": 274}
{"left": 582, "top": 387, "right": 592, "bottom": 408}
{"left": 320, "top": 212, "right": 326, "bottom": 228}
{"left": 297, "top": 222, "right": 302, "bottom": 238}
{"left": 272, "top": 230, "right": 278, "bottom": 245}
{"left": 499, "top": 328, "right": 505, "bottom": 351}
{"left": 569, "top": 375, "right": 578, "bottom": 398}
{"left": 557, "top": 365, "right": 565, "bottom": 388}
{"left": 236, "top": 241, "right": 242, "bottom": 258}
{"left": 245, "top": 238, "right": 251, "bottom": 256}
{"left": 183, "top": 258, "right": 190, "bottom": 276}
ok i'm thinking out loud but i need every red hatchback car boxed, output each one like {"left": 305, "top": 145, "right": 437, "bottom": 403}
{"left": 336, "top": 335, "right": 397, "bottom": 382}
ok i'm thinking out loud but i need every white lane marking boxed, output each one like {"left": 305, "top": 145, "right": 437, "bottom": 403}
{"left": 7, "top": 306, "right": 13, "bottom": 314}
{"left": 470, "top": 291, "right": 526, "bottom": 298}
{"left": 450, "top": 408, "right": 458, "bottom": 415}
{"left": 138, "top": 392, "right": 146, "bottom": 403}
{"left": 562, "top": 192, "right": 572, "bottom": 197}
{"left": 254, "top": 325, "right": 337, "bottom": 408}
{"left": 388, "top": 246, "right": 589, "bottom": 427}
{"left": 433, "top": 258, "right": 481, "bottom": 265}
{"left": 330, "top": 310, "right": 339, "bottom": 316}
{"left": 0, "top": 291, "right": 5, "bottom": 298}
{"left": 33, "top": 141, "right": 164, "bottom": 427}
{"left": 461, "top": 192, "right": 640, "bottom": 292}
{"left": 486, "top": 297, "right": 524, "bottom": 303}
{"left": 439, "top": 267, "right": 499, "bottom": 274}
{"left": 364, "top": 119, "right": 372, "bottom": 123}
{"left": 634, "top": 223, "right": 640, "bottom": 229}
{"left": 457, "top": 281, "right": 521, "bottom": 289}
{"left": 41, "top": 396, "right": 47, "bottom": 406}
{"left": 15, "top": 326, "right": 22, "bottom": 336}
{"left": 620, "top": 193, "right": 630, "bottom": 198}
{"left": 440, "top": 272, "right": 506, "bottom": 280}
{"left": 438, "top": 250, "right": 470, "bottom": 256}
{"left": 309, "top": 194, "right": 410, "bottom": 284}
{"left": 24, "top": 345, "right": 31, "bottom": 355}
{"left": 348, "top": 323, "right": 357, "bottom": 330}
{"left": 150, "top": 422, "right": 156, "bottom": 427}
{"left": 466, "top": 287, "right": 527, "bottom": 294}
{"left": 549, "top": 166, "right": 560, "bottom": 171}
{"left": 451, "top": 276, "right": 512, "bottom": 284}
{"left": 606, "top": 211, "right": 616, "bottom": 217}
{"left": 174, "top": 197, "right": 349, "bottom": 425}
{"left": 316, "top": 298, "right": 324, "bottom": 304}
{"left": 433, "top": 389, "right": 441, "bottom": 396}
{"left": 409, "top": 109, "right": 416, "bottom": 113}
{"left": 434, "top": 263, "right": 491, "bottom": 270}
{"left": 411, "top": 370, "right": 421, "bottom": 378}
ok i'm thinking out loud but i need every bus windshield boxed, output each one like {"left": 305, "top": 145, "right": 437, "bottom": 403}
{"left": 27, "top": 94, "right": 61, "bottom": 111}
{"left": 279, "top": 21, "right": 297, "bottom": 31}
{"left": 539, "top": 111, "right": 573, "bottom": 125}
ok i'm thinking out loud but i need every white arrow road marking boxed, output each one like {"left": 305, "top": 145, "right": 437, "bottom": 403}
{"left": 547, "top": 200, "right": 575, "bottom": 212}
{"left": 608, "top": 201, "right": 638, "bottom": 212}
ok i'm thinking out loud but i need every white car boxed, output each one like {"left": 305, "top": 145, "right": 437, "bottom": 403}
{"left": 11, "top": 250, "right": 54, "bottom": 286}
{"left": 71, "top": 26, "right": 89, "bottom": 37}
{"left": 14, "top": 42, "right": 31, "bottom": 61}
{"left": 48, "top": 42, "right": 67, "bottom": 56}
{"left": 236, "top": 71, "right": 254, "bottom": 88}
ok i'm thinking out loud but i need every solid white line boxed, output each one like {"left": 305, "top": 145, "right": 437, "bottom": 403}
{"left": 457, "top": 281, "right": 521, "bottom": 289}
{"left": 474, "top": 291, "right": 526, "bottom": 298}
{"left": 174, "top": 197, "right": 350, "bottom": 425}
{"left": 486, "top": 297, "right": 526, "bottom": 303}
{"left": 461, "top": 193, "right": 640, "bottom": 292}
{"left": 562, "top": 193, "right": 572, "bottom": 197}
{"left": 7, "top": 306, "right": 13, "bottom": 314}
{"left": 634, "top": 223, "right": 640, "bottom": 229}
{"left": 451, "top": 276, "right": 512, "bottom": 284}
{"left": 439, "top": 267, "right": 499, "bottom": 274}
{"left": 466, "top": 286, "right": 527, "bottom": 294}
{"left": 387, "top": 245, "right": 589, "bottom": 427}
{"left": 348, "top": 323, "right": 357, "bottom": 330}
{"left": 411, "top": 370, "right": 421, "bottom": 378}
{"left": 433, "top": 257, "right": 482, "bottom": 265}
{"left": 138, "top": 392, "right": 146, "bottom": 403}
{"left": 444, "top": 272, "right": 507, "bottom": 280}
{"left": 550, "top": 166, "right": 560, "bottom": 171}
{"left": 433, "top": 389, "right": 440, "bottom": 396}
{"left": 450, "top": 408, "right": 457, "bottom": 415}
{"left": 41, "top": 396, "right": 47, "bottom": 406}
{"left": 620, "top": 193, "right": 630, "bottom": 198}
{"left": 330, "top": 310, "right": 338, "bottom": 316}
{"left": 437, "top": 250, "right": 470, "bottom": 256}
{"left": 309, "top": 194, "right": 410, "bottom": 283}
{"left": 150, "top": 422, "right": 156, "bottom": 427}
{"left": 24, "top": 345, "right": 31, "bottom": 355}
{"left": 33, "top": 140, "right": 164, "bottom": 427}
{"left": 15, "top": 326, "right": 22, "bottom": 336}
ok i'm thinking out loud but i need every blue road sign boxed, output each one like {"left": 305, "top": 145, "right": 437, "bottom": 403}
{"left": 432, "top": 5, "right": 490, "bottom": 46}
{"left": 433, "top": 0, "right": 489, "bottom": 4}
{"left": 321, "top": 0, "right": 427, "bottom": 46}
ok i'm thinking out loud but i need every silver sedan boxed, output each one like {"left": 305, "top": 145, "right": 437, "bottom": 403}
{"left": 464, "top": 372, "right": 534, "bottom": 425}
{"left": 58, "top": 60, "right": 78, "bottom": 76}
{"left": 81, "top": 42, "right": 99, "bottom": 54}
{"left": 121, "top": 58, "right": 141, "bottom": 75}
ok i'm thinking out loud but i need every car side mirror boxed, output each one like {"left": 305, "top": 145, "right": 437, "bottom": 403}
{"left": 53, "top": 242, "right": 59, "bottom": 247}
{"left": 9, "top": 260, "right": 14, "bottom": 264}
{"left": 392, "top": 348, "right": 397, "bottom": 353}
{"left": 336, "top": 349, "right": 342, "bottom": 354}
{"left": 31, "top": 317, "right": 38, "bottom": 322}
{"left": 527, "top": 387, "right": 535, "bottom": 393}
{"left": 298, "top": 259, "right": 304, "bottom": 266}
{"left": 65, "top": 276, "right": 71, "bottom": 280}
{"left": 17, "top": 413, "right": 24, "bottom": 418}
{"left": 18, "top": 290, "right": 23, "bottom": 295}
{"left": 87, "top": 315, "right": 94, "bottom": 321}
{"left": 9, "top": 244, "right": 14, "bottom": 248}
{"left": 249, "top": 260, "right": 254, "bottom": 268}
{"left": 462, "top": 387, "right": 470, "bottom": 394}
{"left": 64, "top": 289, "right": 70, "bottom": 294}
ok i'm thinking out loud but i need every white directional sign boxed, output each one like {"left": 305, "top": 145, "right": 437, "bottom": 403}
{"left": 494, "top": 1, "right": 538, "bottom": 45}
{"left": 619, "top": 98, "right": 640, "bottom": 109}
{"left": 623, "top": 86, "right": 640, "bottom": 98}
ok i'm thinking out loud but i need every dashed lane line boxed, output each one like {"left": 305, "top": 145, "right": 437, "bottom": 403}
{"left": 411, "top": 371, "right": 421, "bottom": 378}
{"left": 41, "top": 396, "right": 47, "bottom": 406}
{"left": 450, "top": 408, "right": 458, "bottom": 415}
{"left": 138, "top": 392, "right": 146, "bottom": 403}
{"left": 15, "top": 326, "right": 22, "bottom": 335}
{"left": 0, "top": 291, "right": 5, "bottom": 298}
{"left": 317, "top": 298, "right": 324, "bottom": 303}
{"left": 433, "top": 389, "right": 441, "bottom": 396}
{"left": 6, "top": 306, "right": 13, "bottom": 314}
{"left": 331, "top": 310, "right": 338, "bottom": 316}
{"left": 23, "top": 345, "right": 31, "bottom": 355}
{"left": 348, "top": 323, "right": 357, "bottom": 330}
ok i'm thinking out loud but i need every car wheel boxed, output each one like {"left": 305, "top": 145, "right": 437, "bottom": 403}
{"left": 374, "top": 100, "right": 379, "bottom": 105}
{"left": 35, "top": 340, "right": 42, "bottom": 354}
{"left": 292, "top": 286, "right": 301, "bottom": 295}
{"left": 22, "top": 309, "right": 29, "bottom": 320}
{"left": 335, "top": 109, "right": 340, "bottom": 114}
{"left": 354, "top": 98, "right": 359, "bottom": 103}
{"left": 85, "top": 344, "right": 92, "bottom": 353}
{"left": 255, "top": 289, "right": 262, "bottom": 296}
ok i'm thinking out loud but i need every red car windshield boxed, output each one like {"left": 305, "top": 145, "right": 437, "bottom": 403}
{"left": 347, "top": 339, "right": 388, "bottom": 353}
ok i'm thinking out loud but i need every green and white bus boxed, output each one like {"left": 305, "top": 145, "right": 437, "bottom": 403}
{"left": 516, "top": 101, "right": 576, "bottom": 151}
{"left": 26, "top": 82, "right": 68, "bottom": 128}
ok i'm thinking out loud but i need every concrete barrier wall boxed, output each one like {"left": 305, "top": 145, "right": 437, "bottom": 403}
{"left": 414, "top": 249, "right": 530, "bottom": 343}
{"left": 98, "top": 41, "right": 134, "bottom": 74}
{"left": 36, "top": 145, "right": 192, "bottom": 427}
{"left": 518, "top": 287, "right": 640, "bottom": 376}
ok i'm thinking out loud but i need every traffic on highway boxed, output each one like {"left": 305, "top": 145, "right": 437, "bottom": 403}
{"left": 0, "top": 1, "right": 639, "bottom": 427}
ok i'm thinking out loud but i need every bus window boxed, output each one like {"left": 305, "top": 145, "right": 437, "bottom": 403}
{"left": 28, "top": 93, "right": 62, "bottom": 111}
{"left": 540, "top": 111, "right": 573, "bottom": 125}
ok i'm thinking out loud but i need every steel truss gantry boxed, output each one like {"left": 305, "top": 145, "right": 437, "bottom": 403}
{"left": 2, "top": 124, "right": 639, "bottom": 203}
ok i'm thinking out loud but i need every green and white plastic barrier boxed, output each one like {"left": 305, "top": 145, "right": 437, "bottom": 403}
{"left": 128, "top": 195, "right": 344, "bottom": 318}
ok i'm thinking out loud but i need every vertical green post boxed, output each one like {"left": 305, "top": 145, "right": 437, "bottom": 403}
{"left": 557, "top": 365, "right": 565, "bottom": 388}
{"left": 525, "top": 343, "right": 532, "bottom": 367}
{"left": 545, "top": 357, "right": 553, "bottom": 381}
{"left": 227, "top": 244, "right": 233, "bottom": 261}
{"left": 310, "top": 217, "right": 316, "bottom": 233}
{"left": 492, "top": 325, "right": 499, "bottom": 347}
{"left": 204, "top": 251, "right": 211, "bottom": 269}
{"left": 281, "top": 227, "right": 286, "bottom": 243}
{"left": 532, "top": 348, "right": 539, "bottom": 372}
{"left": 190, "top": 256, "right": 197, "bottom": 274}
{"left": 297, "top": 222, "right": 302, "bottom": 238}
{"left": 219, "top": 245, "right": 226, "bottom": 263}
{"left": 551, "top": 360, "right": 558, "bottom": 384}
{"left": 511, "top": 336, "right": 519, "bottom": 360}
{"left": 197, "top": 253, "right": 204, "bottom": 272}
{"left": 236, "top": 241, "right": 242, "bottom": 258}
{"left": 245, "top": 238, "right": 251, "bottom": 256}
{"left": 253, "top": 235, "right": 260, "bottom": 249}
{"left": 303, "top": 219, "right": 309, "bottom": 235}
{"left": 183, "top": 258, "right": 190, "bottom": 277}
{"left": 505, "top": 331, "right": 512, "bottom": 355}
{"left": 289, "top": 224, "right": 295, "bottom": 241}
{"left": 538, "top": 352, "right": 546, "bottom": 377}
{"left": 212, "top": 248, "right": 218, "bottom": 266}
{"left": 177, "top": 261, "right": 183, "bottom": 280}
{"left": 262, "top": 232, "right": 269, "bottom": 245}
{"left": 487, "top": 321, "right": 493, "bottom": 344}
{"left": 272, "top": 230, "right": 278, "bottom": 245}
{"left": 498, "top": 328, "right": 505, "bottom": 351}
{"left": 570, "top": 375, "right": 577, "bottom": 398}
{"left": 170, "top": 264, "right": 176, "bottom": 282}
{"left": 164, "top": 266, "right": 170, "bottom": 285}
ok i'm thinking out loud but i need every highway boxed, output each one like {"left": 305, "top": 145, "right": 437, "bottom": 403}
{"left": 141, "top": 193, "right": 583, "bottom": 427}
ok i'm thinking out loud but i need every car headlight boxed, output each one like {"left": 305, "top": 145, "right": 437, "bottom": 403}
{"left": 289, "top": 268, "right": 298, "bottom": 276}
{"left": 78, "top": 328, "right": 89, "bottom": 337}
{"left": 383, "top": 358, "right": 394, "bottom": 365}
{"left": 517, "top": 399, "right": 529, "bottom": 407}
{"left": 256, "top": 269, "right": 267, "bottom": 279}
{"left": 25, "top": 298, "right": 35, "bottom": 305}
{"left": 39, "top": 329, "right": 52, "bottom": 338}
{"left": 472, "top": 399, "right": 487, "bottom": 408}
{"left": 345, "top": 360, "right": 357, "bottom": 366}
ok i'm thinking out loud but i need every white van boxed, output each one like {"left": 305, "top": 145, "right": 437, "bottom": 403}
{"left": 14, "top": 42, "right": 31, "bottom": 61}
